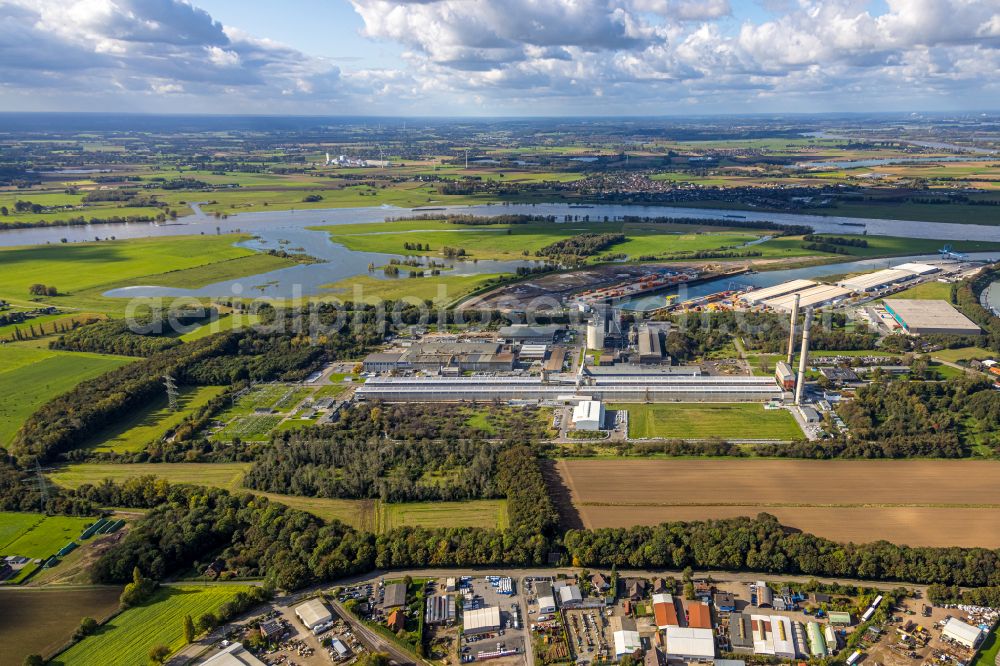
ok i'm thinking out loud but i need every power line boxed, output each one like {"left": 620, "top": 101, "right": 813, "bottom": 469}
{"left": 164, "top": 374, "right": 179, "bottom": 412}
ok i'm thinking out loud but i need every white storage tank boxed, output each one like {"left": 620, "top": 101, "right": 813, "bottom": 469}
{"left": 586, "top": 320, "right": 605, "bottom": 350}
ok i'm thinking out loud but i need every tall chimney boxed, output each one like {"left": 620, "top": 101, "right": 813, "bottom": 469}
{"left": 786, "top": 293, "right": 800, "bottom": 366}
{"left": 795, "top": 308, "right": 813, "bottom": 405}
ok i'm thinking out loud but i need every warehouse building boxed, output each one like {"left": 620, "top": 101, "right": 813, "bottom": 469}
{"left": 463, "top": 606, "right": 501, "bottom": 636}
{"left": 687, "top": 601, "right": 713, "bottom": 629}
{"left": 754, "top": 582, "right": 773, "bottom": 608}
{"left": 295, "top": 599, "right": 333, "bottom": 630}
{"left": 518, "top": 344, "right": 549, "bottom": 361}
{"left": 201, "top": 642, "right": 267, "bottom": 666}
{"left": 612, "top": 617, "right": 642, "bottom": 658}
{"left": 883, "top": 299, "right": 982, "bottom": 336}
{"left": 740, "top": 280, "right": 817, "bottom": 306}
{"left": 536, "top": 581, "right": 557, "bottom": 614}
{"left": 558, "top": 584, "right": 584, "bottom": 608}
{"left": 837, "top": 268, "right": 918, "bottom": 293}
{"left": 763, "top": 284, "right": 853, "bottom": 312}
{"left": 728, "top": 613, "right": 754, "bottom": 654}
{"left": 941, "top": 617, "right": 985, "bottom": 649}
{"left": 807, "top": 622, "right": 828, "bottom": 657}
{"left": 363, "top": 352, "right": 408, "bottom": 373}
{"left": 543, "top": 347, "right": 567, "bottom": 372}
{"left": 499, "top": 324, "right": 564, "bottom": 344}
{"left": 653, "top": 593, "right": 680, "bottom": 629}
{"left": 838, "top": 262, "right": 940, "bottom": 293}
{"left": 665, "top": 626, "right": 716, "bottom": 662}
{"left": 572, "top": 400, "right": 605, "bottom": 431}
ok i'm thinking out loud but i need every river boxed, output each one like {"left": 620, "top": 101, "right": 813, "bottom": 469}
{"left": 2, "top": 202, "right": 998, "bottom": 300}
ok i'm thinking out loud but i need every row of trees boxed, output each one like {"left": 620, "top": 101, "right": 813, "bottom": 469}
{"left": 536, "top": 232, "right": 626, "bottom": 258}
{"left": 564, "top": 513, "right": 1000, "bottom": 587}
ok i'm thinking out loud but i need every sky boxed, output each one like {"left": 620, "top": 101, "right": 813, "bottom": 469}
{"left": 0, "top": 0, "right": 998, "bottom": 116}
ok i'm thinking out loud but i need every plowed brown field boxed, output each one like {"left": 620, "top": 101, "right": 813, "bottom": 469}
{"left": 556, "top": 459, "right": 1000, "bottom": 548}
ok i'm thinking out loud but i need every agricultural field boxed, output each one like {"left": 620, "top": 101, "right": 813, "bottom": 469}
{"left": 0, "top": 345, "right": 133, "bottom": 447}
{"left": 47, "top": 463, "right": 252, "bottom": 493}
{"left": 555, "top": 459, "right": 1000, "bottom": 548}
{"left": 51, "top": 584, "right": 254, "bottom": 666}
{"left": 323, "top": 271, "right": 503, "bottom": 305}
{"left": 45, "top": 463, "right": 509, "bottom": 532}
{"left": 320, "top": 218, "right": 766, "bottom": 262}
{"left": 756, "top": 234, "right": 1000, "bottom": 259}
{"left": 0, "top": 513, "right": 94, "bottom": 560}
{"left": 82, "top": 386, "right": 226, "bottom": 453}
{"left": 0, "top": 234, "right": 294, "bottom": 313}
{"left": 375, "top": 500, "right": 509, "bottom": 532}
{"left": 612, "top": 403, "right": 803, "bottom": 440}
{"left": 0, "top": 587, "right": 122, "bottom": 664}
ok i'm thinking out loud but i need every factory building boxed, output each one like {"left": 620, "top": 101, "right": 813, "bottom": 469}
{"left": 883, "top": 299, "right": 982, "bottom": 336}
{"left": 356, "top": 375, "right": 785, "bottom": 403}
{"left": 774, "top": 361, "right": 795, "bottom": 390}
{"left": 499, "top": 324, "right": 564, "bottom": 344}
{"left": 362, "top": 341, "right": 514, "bottom": 374}
{"left": 543, "top": 347, "right": 567, "bottom": 372}
{"left": 425, "top": 595, "right": 456, "bottom": 625}
{"left": 518, "top": 344, "right": 548, "bottom": 361}
{"left": 637, "top": 326, "right": 665, "bottom": 363}
{"left": 572, "top": 400, "right": 605, "bottom": 431}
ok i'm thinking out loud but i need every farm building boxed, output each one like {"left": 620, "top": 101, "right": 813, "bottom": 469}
{"left": 572, "top": 400, "right": 605, "bottom": 431}
{"left": 883, "top": 299, "right": 982, "bottom": 336}
{"left": 499, "top": 324, "right": 564, "bottom": 344}
{"left": 536, "top": 581, "right": 557, "bottom": 613}
{"left": 728, "top": 613, "right": 754, "bottom": 654}
{"left": 425, "top": 595, "right": 456, "bottom": 625}
{"left": 295, "top": 599, "right": 333, "bottom": 630}
{"left": 665, "top": 626, "right": 716, "bottom": 662}
{"left": 200, "top": 642, "right": 267, "bottom": 666}
{"left": 653, "top": 593, "right": 680, "bottom": 629}
{"left": 384, "top": 582, "right": 407, "bottom": 609}
{"left": 463, "top": 606, "right": 501, "bottom": 636}
{"left": 941, "top": 617, "right": 985, "bottom": 649}
{"left": 611, "top": 616, "right": 642, "bottom": 657}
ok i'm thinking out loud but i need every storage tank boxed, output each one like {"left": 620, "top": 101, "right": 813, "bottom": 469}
{"left": 586, "top": 320, "right": 605, "bottom": 350}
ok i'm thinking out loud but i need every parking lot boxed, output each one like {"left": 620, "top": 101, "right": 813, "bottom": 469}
{"left": 459, "top": 576, "right": 527, "bottom": 664}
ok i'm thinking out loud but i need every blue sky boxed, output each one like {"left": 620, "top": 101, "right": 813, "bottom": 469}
{"left": 0, "top": 0, "right": 996, "bottom": 116}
